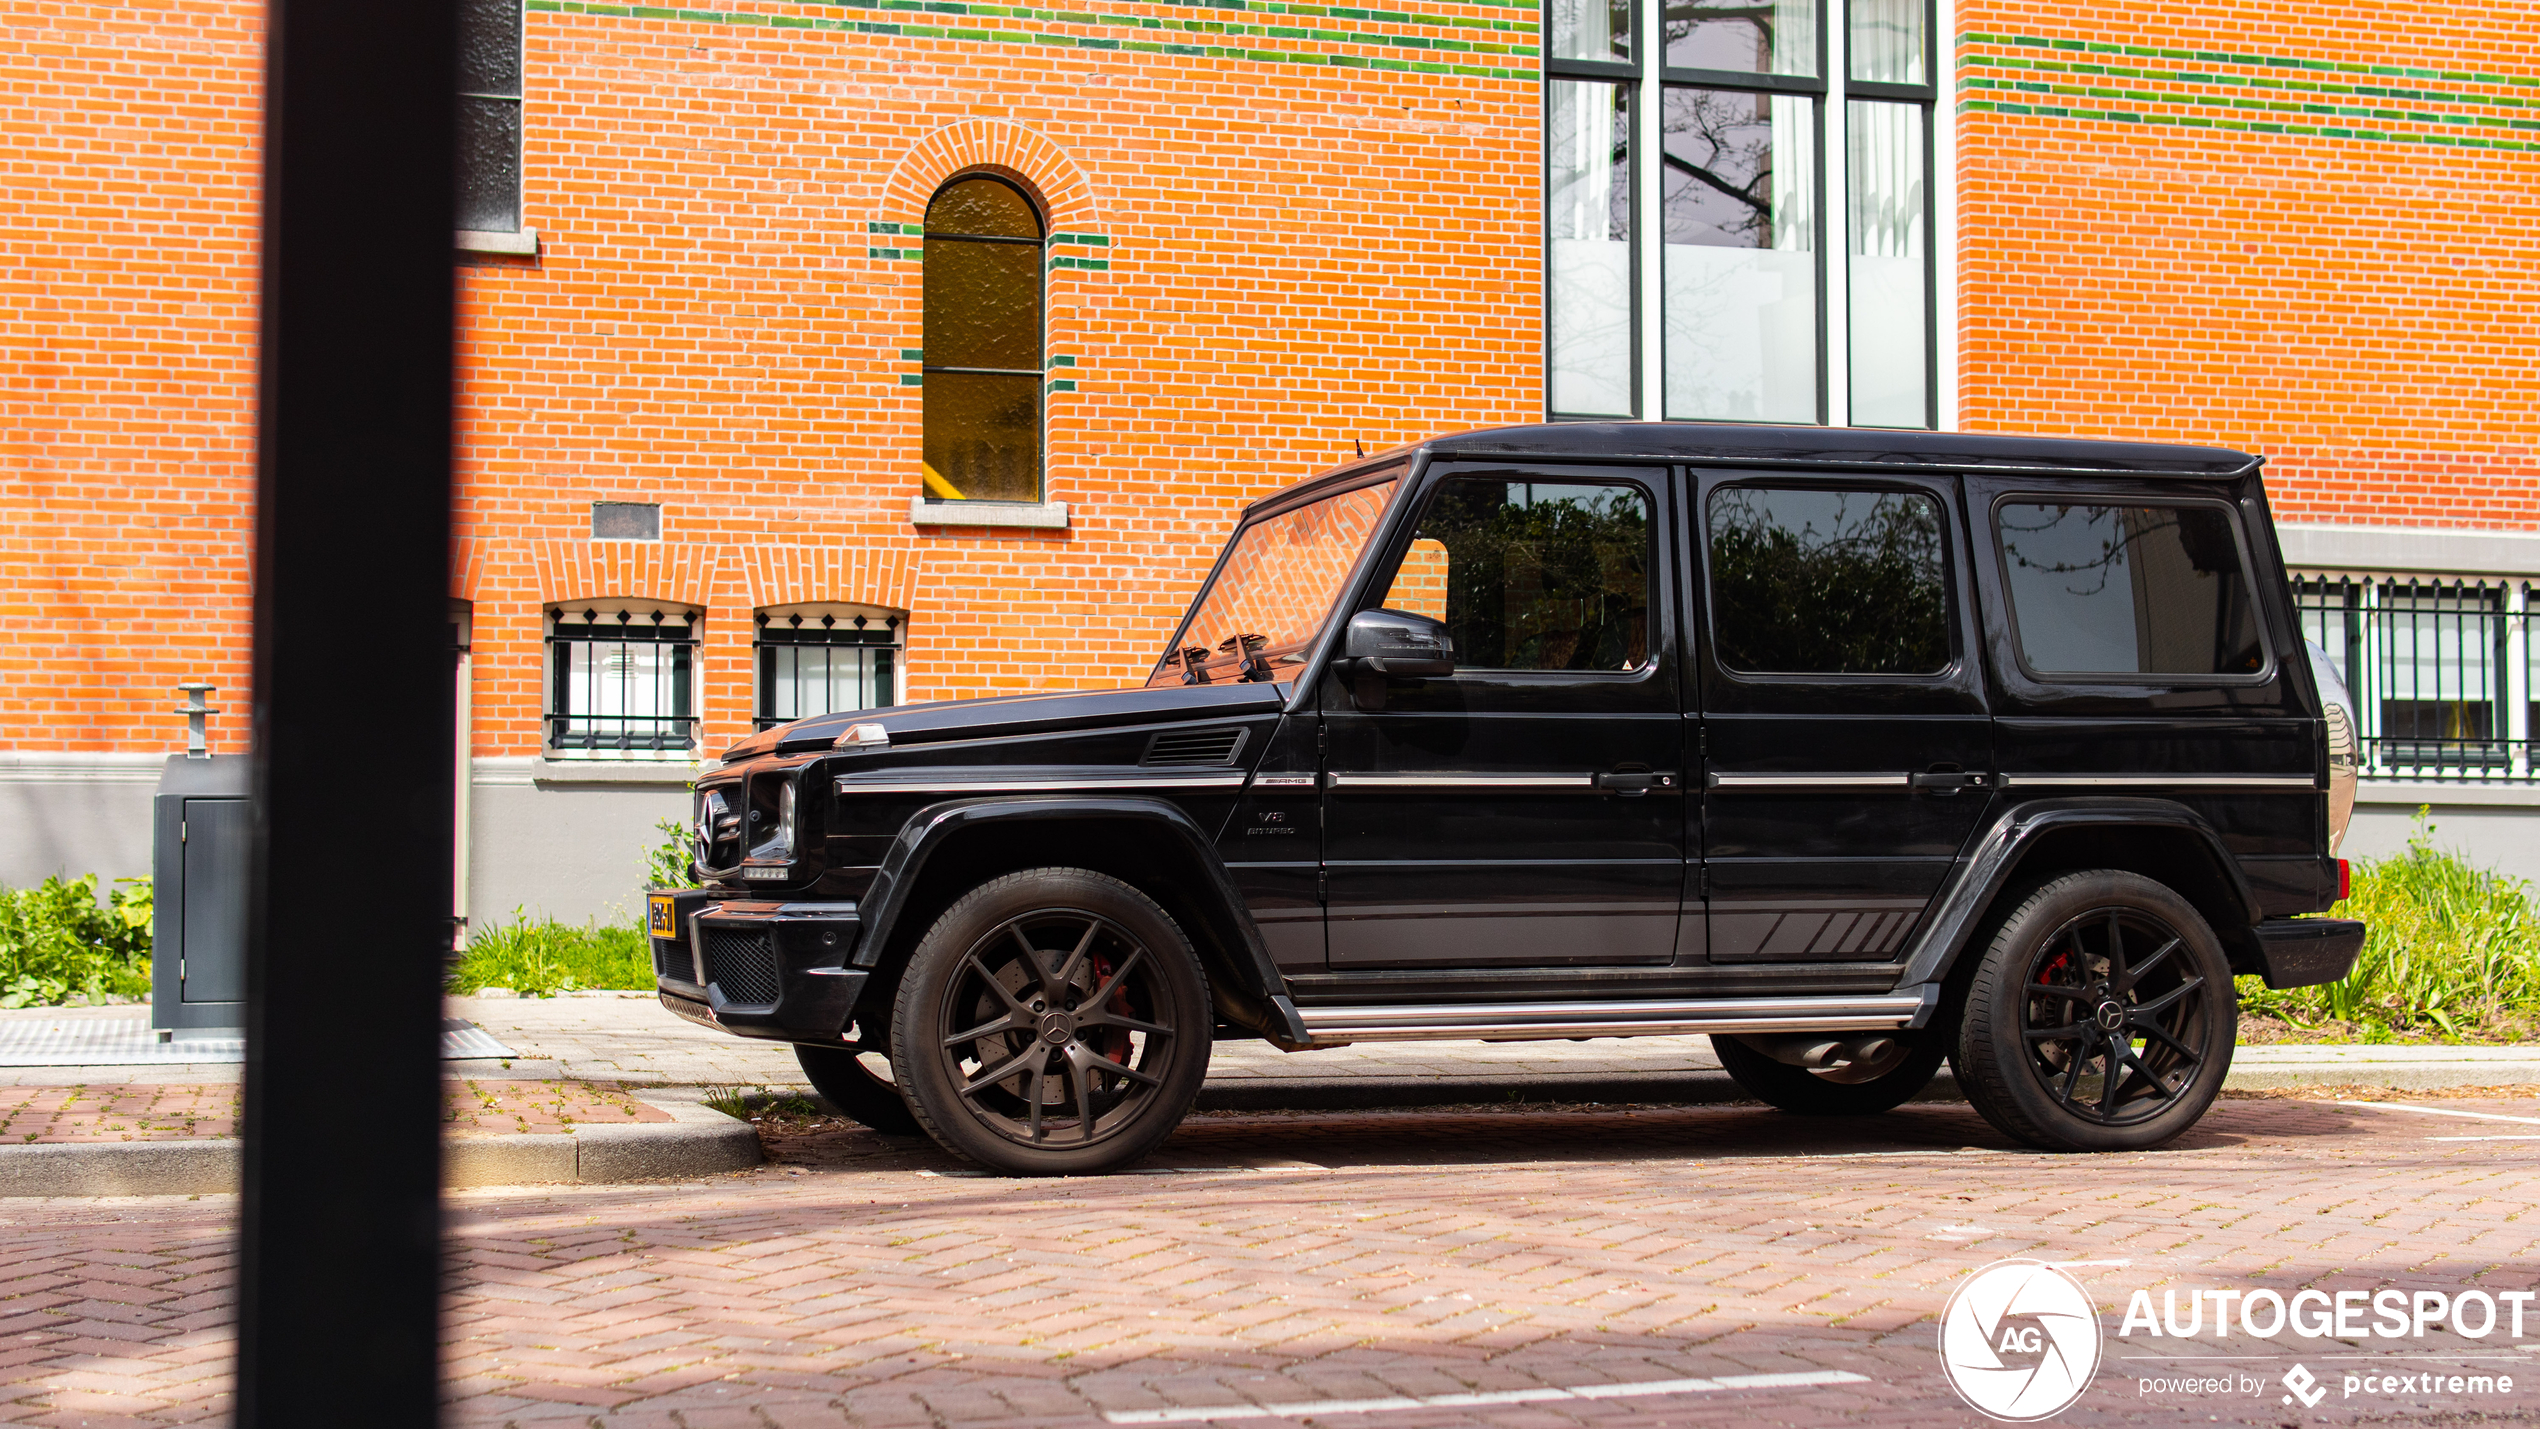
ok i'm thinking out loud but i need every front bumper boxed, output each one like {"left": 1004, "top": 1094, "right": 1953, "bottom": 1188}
{"left": 650, "top": 890, "right": 868, "bottom": 1043}
{"left": 2252, "top": 917, "right": 2366, "bottom": 990}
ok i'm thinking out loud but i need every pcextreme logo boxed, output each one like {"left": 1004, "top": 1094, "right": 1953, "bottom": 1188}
{"left": 1938, "top": 1260, "right": 2104, "bottom": 1421}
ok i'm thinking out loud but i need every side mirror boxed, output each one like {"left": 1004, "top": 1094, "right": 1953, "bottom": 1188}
{"left": 1344, "top": 608, "right": 1455, "bottom": 678}
{"left": 1340, "top": 609, "right": 1453, "bottom": 710}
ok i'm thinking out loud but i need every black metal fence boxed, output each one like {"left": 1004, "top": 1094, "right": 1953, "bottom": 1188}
{"left": 2296, "top": 577, "right": 2533, "bottom": 782}
{"left": 545, "top": 607, "right": 699, "bottom": 755}
{"left": 753, "top": 610, "right": 900, "bottom": 732}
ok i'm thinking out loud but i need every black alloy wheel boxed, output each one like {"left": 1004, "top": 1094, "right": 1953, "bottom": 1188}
{"left": 794, "top": 1031, "right": 921, "bottom": 1136}
{"left": 892, "top": 868, "right": 1211, "bottom": 1175}
{"left": 1955, "top": 870, "right": 2235, "bottom": 1152}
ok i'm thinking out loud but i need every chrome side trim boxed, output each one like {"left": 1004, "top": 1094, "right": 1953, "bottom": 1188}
{"left": 834, "top": 774, "right": 1249, "bottom": 795}
{"left": 1326, "top": 772, "right": 1594, "bottom": 791}
{"left": 1996, "top": 774, "right": 2317, "bottom": 790}
{"left": 1707, "top": 773, "right": 1912, "bottom": 790}
{"left": 1296, "top": 993, "right": 1929, "bottom": 1046}
{"left": 1250, "top": 773, "right": 1319, "bottom": 790}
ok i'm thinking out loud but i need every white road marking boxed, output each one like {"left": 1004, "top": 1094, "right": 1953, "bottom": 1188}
{"left": 1102, "top": 1371, "right": 1871, "bottom": 1424}
{"left": 2334, "top": 1100, "right": 2540, "bottom": 1126}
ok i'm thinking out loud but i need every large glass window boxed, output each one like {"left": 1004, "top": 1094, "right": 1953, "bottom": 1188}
{"left": 1996, "top": 504, "right": 2264, "bottom": 677}
{"left": 546, "top": 605, "right": 698, "bottom": 757}
{"left": 1547, "top": 81, "right": 1635, "bottom": 417}
{"left": 1707, "top": 486, "right": 1946, "bottom": 674}
{"left": 922, "top": 176, "right": 1044, "bottom": 504}
{"left": 754, "top": 606, "right": 902, "bottom": 731}
{"left": 457, "top": 0, "right": 524, "bottom": 233}
{"left": 1383, "top": 479, "right": 1652, "bottom": 672}
{"left": 1545, "top": 0, "right": 1936, "bottom": 426}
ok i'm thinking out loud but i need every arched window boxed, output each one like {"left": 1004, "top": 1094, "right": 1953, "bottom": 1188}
{"left": 753, "top": 603, "right": 903, "bottom": 730}
{"left": 922, "top": 175, "right": 1044, "bottom": 504}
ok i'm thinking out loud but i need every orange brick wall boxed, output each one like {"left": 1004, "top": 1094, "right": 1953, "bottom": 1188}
{"left": 0, "top": 0, "right": 263, "bottom": 754}
{"left": 453, "top": 4, "right": 1544, "bottom": 758}
{"left": 1955, "top": 1, "right": 2540, "bottom": 529}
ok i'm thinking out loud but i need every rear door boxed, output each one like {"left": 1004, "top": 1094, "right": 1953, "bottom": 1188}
{"left": 1967, "top": 479, "right": 2320, "bottom": 909}
{"left": 1321, "top": 462, "right": 1686, "bottom": 968}
{"left": 1692, "top": 472, "right": 1995, "bottom": 965}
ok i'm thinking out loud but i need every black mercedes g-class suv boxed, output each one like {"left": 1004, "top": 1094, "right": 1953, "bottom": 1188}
{"left": 652, "top": 423, "right": 2366, "bottom": 1176}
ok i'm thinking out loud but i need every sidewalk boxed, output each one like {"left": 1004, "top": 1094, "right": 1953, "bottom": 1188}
{"left": 2, "top": 993, "right": 2532, "bottom": 1104}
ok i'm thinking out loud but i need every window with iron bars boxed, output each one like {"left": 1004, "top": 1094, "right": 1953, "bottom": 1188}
{"left": 2295, "top": 577, "right": 2534, "bottom": 781}
{"left": 545, "top": 605, "right": 700, "bottom": 757}
{"left": 754, "top": 605, "right": 902, "bottom": 732}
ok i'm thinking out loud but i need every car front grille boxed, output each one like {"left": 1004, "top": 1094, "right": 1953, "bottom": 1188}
{"left": 702, "top": 927, "right": 781, "bottom": 1007}
{"left": 651, "top": 936, "right": 693, "bottom": 983}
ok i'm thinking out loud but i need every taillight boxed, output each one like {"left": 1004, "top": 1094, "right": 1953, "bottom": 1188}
{"left": 2336, "top": 858, "right": 2350, "bottom": 903}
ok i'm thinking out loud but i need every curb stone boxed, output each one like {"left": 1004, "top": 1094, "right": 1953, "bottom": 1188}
{"left": 0, "top": 1087, "right": 760, "bottom": 1197}
{"left": 1188, "top": 1060, "right": 2540, "bottom": 1112}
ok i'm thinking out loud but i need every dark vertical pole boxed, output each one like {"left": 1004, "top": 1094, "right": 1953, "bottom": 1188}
{"left": 239, "top": 0, "right": 456, "bottom": 1419}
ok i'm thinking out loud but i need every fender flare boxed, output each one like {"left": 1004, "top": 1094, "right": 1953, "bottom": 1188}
{"left": 1893, "top": 797, "right": 2263, "bottom": 990}
{"left": 850, "top": 795, "right": 1311, "bottom": 1047}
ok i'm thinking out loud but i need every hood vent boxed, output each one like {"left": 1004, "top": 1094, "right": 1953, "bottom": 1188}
{"left": 1143, "top": 727, "right": 1248, "bottom": 767}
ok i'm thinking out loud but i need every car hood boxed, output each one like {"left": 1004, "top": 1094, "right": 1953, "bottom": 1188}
{"left": 721, "top": 681, "right": 1291, "bottom": 760}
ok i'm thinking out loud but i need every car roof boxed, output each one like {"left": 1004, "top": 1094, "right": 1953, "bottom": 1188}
{"left": 1255, "top": 422, "right": 2260, "bottom": 518}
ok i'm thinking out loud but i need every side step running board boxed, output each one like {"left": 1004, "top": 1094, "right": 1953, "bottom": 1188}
{"left": 1295, "top": 989, "right": 1938, "bottom": 1047}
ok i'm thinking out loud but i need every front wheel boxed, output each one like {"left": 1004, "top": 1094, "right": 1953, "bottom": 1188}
{"left": 1714, "top": 1031, "right": 1949, "bottom": 1115}
{"left": 1954, "top": 870, "right": 2235, "bottom": 1152}
{"left": 891, "top": 868, "right": 1211, "bottom": 1176}
{"left": 794, "top": 1037, "right": 920, "bottom": 1137}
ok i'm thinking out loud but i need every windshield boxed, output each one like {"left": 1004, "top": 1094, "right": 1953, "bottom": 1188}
{"left": 1147, "top": 479, "right": 1398, "bottom": 687}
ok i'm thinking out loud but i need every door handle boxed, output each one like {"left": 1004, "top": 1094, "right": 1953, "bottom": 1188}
{"left": 1595, "top": 770, "right": 1679, "bottom": 796}
{"left": 1908, "top": 770, "right": 1989, "bottom": 794}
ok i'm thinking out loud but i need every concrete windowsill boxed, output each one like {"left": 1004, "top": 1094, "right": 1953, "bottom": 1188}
{"left": 527, "top": 758, "right": 698, "bottom": 787}
{"left": 2357, "top": 780, "right": 2540, "bottom": 809}
{"left": 908, "top": 497, "right": 1069, "bottom": 530}
{"left": 457, "top": 227, "right": 540, "bottom": 256}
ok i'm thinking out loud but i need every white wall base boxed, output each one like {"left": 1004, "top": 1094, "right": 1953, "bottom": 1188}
{"left": 467, "top": 758, "right": 689, "bottom": 929}
{"left": 2347, "top": 797, "right": 2540, "bottom": 885}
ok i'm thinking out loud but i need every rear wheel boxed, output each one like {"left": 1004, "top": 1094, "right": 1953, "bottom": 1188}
{"left": 794, "top": 1035, "right": 920, "bottom": 1137}
{"left": 892, "top": 868, "right": 1211, "bottom": 1176}
{"left": 1714, "top": 1031, "right": 1949, "bottom": 1115}
{"left": 1954, "top": 870, "right": 2234, "bottom": 1152}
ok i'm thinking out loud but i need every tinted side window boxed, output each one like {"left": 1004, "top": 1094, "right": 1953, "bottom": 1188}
{"left": 1997, "top": 503, "right": 2264, "bottom": 677}
{"left": 1380, "top": 478, "right": 1651, "bottom": 671}
{"left": 1707, "top": 486, "right": 1949, "bottom": 675}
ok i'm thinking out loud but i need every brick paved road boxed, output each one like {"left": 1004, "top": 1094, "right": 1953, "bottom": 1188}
{"left": 0, "top": 1097, "right": 2535, "bottom": 1427}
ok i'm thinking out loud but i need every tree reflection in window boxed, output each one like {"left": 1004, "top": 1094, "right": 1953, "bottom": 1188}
{"left": 1404, "top": 480, "right": 1651, "bottom": 672}
{"left": 1708, "top": 486, "right": 1947, "bottom": 674}
{"left": 1997, "top": 504, "right": 2263, "bottom": 676}
{"left": 922, "top": 175, "right": 1044, "bottom": 503}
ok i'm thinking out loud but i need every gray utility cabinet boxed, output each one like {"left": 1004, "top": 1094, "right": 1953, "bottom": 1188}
{"left": 150, "top": 755, "right": 250, "bottom": 1035}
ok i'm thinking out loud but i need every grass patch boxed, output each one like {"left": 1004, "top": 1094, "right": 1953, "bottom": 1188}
{"left": 450, "top": 910, "right": 652, "bottom": 997}
{"left": 2239, "top": 812, "right": 2540, "bottom": 1042}
{"left": 0, "top": 875, "right": 153, "bottom": 1008}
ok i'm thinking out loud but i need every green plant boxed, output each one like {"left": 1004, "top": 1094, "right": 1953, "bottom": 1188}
{"left": 2240, "top": 810, "right": 2540, "bottom": 1039}
{"left": 451, "top": 908, "right": 652, "bottom": 996}
{"left": 0, "top": 875, "right": 155, "bottom": 1008}
{"left": 647, "top": 817, "right": 698, "bottom": 891}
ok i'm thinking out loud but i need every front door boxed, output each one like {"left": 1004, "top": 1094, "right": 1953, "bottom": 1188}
{"left": 1691, "top": 473, "right": 1994, "bottom": 964}
{"left": 1322, "top": 463, "right": 1686, "bottom": 968}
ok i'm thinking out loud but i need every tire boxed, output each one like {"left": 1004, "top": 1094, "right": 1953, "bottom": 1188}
{"left": 1954, "top": 870, "right": 2236, "bottom": 1153}
{"left": 794, "top": 1039, "right": 921, "bottom": 1137}
{"left": 1714, "top": 1030, "right": 1949, "bottom": 1115}
{"left": 891, "top": 868, "right": 1212, "bottom": 1176}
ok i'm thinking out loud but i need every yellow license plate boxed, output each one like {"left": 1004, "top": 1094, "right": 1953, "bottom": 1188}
{"left": 648, "top": 894, "right": 679, "bottom": 939}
